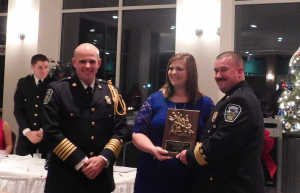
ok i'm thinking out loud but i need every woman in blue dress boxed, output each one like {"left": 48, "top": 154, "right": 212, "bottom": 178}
{"left": 132, "top": 53, "right": 215, "bottom": 193}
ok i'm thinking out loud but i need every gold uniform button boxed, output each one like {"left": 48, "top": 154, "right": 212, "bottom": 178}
{"left": 91, "top": 136, "right": 95, "bottom": 140}
{"left": 92, "top": 122, "right": 95, "bottom": 126}
{"left": 120, "top": 139, "right": 123, "bottom": 144}
{"left": 210, "top": 177, "right": 213, "bottom": 181}
{"left": 35, "top": 104, "right": 38, "bottom": 107}
{"left": 90, "top": 152, "right": 94, "bottom": 156}
{"left": 37, "top": 96, "right": 39, "bottom": 98}
{"left": 91, "top": 108, "right": 95, "bottom": 112}
{"left": 34, "top": 114, "right": 38, "bottom": 116}
{"left": 34, "top": 123, "right": 37, "bottom": 125}
{"left": 70, "top": 113, "right": 73, "bottom": 116}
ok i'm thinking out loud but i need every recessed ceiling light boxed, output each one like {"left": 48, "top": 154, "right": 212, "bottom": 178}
{"left": 278, "top": 37, "right": 282, "bottom": 40}
{"left": 245, "top": 51, "right": 249, "bottom": 54}
{"left": 90, "top": 29, "right": 95, "bottom": 32}
{"left": 170, "top": 26, "right": 176, "bottom": 30}
{"left": 112, "top": 16, "right": 118, "bottom": 19}
{"left": 105, "top": 52, "right": 110, "bottom": 55}
{"left": 249, "top": 54, "right": 252, "bottom": 55}
{"left": 278, "top": 39, "right": 282, "bottom": 42}
{"left": 93, "top": 39, "right": 97, "bottom": 42}
{"left": 251, "top": 25, "right": 257, "bottom": 28}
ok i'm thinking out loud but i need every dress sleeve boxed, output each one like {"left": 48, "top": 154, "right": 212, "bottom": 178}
{"left": 203, "top": 97, "right": 215, "bottom": 124}
{"left": 133, "top": 96, "right": 153, "bottom": 135}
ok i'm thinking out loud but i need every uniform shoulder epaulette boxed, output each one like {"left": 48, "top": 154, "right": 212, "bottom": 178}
{"left": 25, "top": 74, "right": 33, "bottom": 79}
{"left": 98, "top": 79, "right": 108, "bottom": 84}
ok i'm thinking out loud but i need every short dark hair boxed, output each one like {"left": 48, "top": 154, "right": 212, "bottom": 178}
{"left": 160, "top": 53, "right": 202, "bottom": 104}
{"left": 216, "top": 51, "right": 244, "bottom": 68}
{"left": 31, "top": 54, "right": 49, "bottom": 65}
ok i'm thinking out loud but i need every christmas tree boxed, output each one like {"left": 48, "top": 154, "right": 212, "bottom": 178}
{"left": 279, "top": 48, "right": 300, "bottom": 131}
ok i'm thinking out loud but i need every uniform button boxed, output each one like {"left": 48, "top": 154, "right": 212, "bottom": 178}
{"left": 35, "top": 104, "right": 38, "bottom": 107}
{"left": 37, "top": 96, "right": 39, "bottom": 98}
{"left": 210, "top": 177, "right": 213, "bottom": 181}
{"left": 208, "top": 130, "right": 210, "bottom": 133}
{"left": 34, "top": 123, "right": 37, "bottom": 125}
{"left": 24, "top": 99, "right": 27, "bottom": 101}
{"left": 90, "top": 152, "right": 94, "bottom": 156}
{"left": 91, "top": 136, "right": 95, "bottom": 140}
{"left": 120, "top": 139, "right": 123, "bottom": 144}
{"left": 70, "top": 113, "right": 73, "bottom": 116}
{"left": 213, "top": 125, "right": 216, "bottom": 128}
{"left": 91, "top": 108, "right": 95, "bottom": 112}
{"left": 109, "top": 114, "right": 111, "bottom": 117}
{"left": 34, "top": 114, "right": 38, "bottom": 116}
{"left": 92, "top": 122, "right": 95, "bottom": 126}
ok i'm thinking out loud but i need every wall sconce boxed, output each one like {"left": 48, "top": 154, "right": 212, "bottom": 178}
{"left": 195, "top": 28, "right": 203, "bottom": 36}
{"left": 267, "top": 73, "right": 274, "bottom": 81}
{"left": 18, "top": 33, "right": 25, "bottom": 40}
{"left": 216, "top": 27, "right": 220, "bottom": 35}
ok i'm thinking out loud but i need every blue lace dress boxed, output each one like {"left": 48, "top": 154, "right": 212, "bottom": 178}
{"left": 133, "top": 91, "right": 215, "bottom": 193}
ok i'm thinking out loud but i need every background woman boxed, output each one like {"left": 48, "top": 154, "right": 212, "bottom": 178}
{"left": 132, "top": 53, "right": 215, "bottom": 193}
{"left": 0, "top": 117, "right": 13, "bottom": 154}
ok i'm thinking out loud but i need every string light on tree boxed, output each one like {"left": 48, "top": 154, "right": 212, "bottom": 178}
{"left": 279, "top": 48, "right": 300, "bottom": 131}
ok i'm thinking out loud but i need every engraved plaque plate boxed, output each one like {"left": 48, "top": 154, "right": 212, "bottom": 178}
{"left": 162, "top": 108, "right": 200, "bottom": 157}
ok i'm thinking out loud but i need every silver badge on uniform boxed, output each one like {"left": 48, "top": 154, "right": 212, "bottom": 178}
{"left": 44, "top": 89, "right": 53, "bottom": 104}
{"left": 105, "top": 96, "right": 112, "bottom": 104}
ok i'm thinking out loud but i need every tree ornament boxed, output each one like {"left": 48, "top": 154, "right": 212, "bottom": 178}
{"left": 285, "top": 122, "right": 292, "bottom": 129}
{"left": 282, "top": 83, "right": 287, "bottom": 88}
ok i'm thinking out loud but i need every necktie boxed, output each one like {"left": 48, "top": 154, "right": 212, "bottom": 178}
{"left": 37, "top": 80, "right": 42, "bottom": 91}
{"left": 86, "top": 86, "right": 93, "bottom": 103}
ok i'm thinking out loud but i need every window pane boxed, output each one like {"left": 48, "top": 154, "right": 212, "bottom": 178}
{"left": 63, "top": 0, "right": 118, "bottom": 9}
{"left": 124, "top": 0, "right": 176, "bottom": 6}
{"left": 60, "top": 11, "right": 118, "bottom": 83}
{"left": 235, "top": 3, "right": 300, "bottom": 115}
{"left": 0, "top": 0, "right": 8, "bottom": 13}
{"left": 0, "top": 16, "right": 6, "bottom": 108}
{"left": 120, "top": 9, "right": 176, "bottom": 110}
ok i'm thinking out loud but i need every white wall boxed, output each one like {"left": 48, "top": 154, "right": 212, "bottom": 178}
{"left": 176, "top": 0, "right": 221, "bottom": 103}
{"left": 3, "top": 0, "right": 61, "bottom": 137}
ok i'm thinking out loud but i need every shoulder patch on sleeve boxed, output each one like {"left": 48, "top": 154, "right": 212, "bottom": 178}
{"left": 44, "top": 89, "right": 53, "bottom": 104}
{"left": 224, "top": 104, "right": 242, "bottom": 122}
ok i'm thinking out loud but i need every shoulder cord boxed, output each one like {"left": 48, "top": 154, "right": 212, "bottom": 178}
{"left": 108, "top": 83, "right": 127, "bottom": 116}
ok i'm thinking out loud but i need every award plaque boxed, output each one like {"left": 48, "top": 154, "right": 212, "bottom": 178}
{"left": 162, "top": 108, "right": 200, "bottom": 157}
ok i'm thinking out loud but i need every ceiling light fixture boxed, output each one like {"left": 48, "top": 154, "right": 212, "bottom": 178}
{"left": 170, "top": 26, "right": 176, "bottom": 30}
{"left": 251, "top": 25, "right": 257, "bottom": 28}
{"left": 245, "top": 51, "right": 249, "bottom": 54}
{"left": 112, "top": 16, "right": 118, "bottom": 19}
{"left": 90, "top": 29, "right": 95, "bottom": 32}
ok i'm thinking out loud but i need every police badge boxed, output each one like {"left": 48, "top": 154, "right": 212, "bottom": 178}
{"left": 105, "top": 96, "right": 112, "bottom": 104}
{"left": 225, "top": 104, "right": 242, "bottom": 122}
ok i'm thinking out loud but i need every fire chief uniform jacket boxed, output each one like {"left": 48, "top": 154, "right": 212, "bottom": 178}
{"left": 186, "top": 80, "right": 265, "bottom": 193}
{"left": 14, "top": 74, "right": 56, "bottom": 157}
{"left": 43, "top": 74, "right": 127, "bottom": 193}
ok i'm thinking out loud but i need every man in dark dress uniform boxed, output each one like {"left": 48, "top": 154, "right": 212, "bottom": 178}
{"left": 177, "top": 51, "right": 265, "bottom": 193}
{"left": 14, "top": 54, "right": 55, "bottom": 158}
{"left": 43, "top": 43, "right": 127, "bottom": 193}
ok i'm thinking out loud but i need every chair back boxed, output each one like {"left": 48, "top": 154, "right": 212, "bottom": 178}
{"left": 123, "top": 141, "right": 142, "bottom": 167}
{"left": 11, "top": 131, "right": 16, "bottom": 154}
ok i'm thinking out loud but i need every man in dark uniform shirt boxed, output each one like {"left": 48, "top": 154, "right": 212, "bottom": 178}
{"left": 43, "top": 43, "right": 127, "bottom": 193}
{"left": 177, "top": 51, "right": 265, "bottom": 193}
{"left": 14, "top": 54, "right": 55, "bottom": 158}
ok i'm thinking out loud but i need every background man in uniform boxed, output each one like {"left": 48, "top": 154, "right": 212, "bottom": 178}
{"left": 43, "top": 43, "right": 127, "bottom": 193}
{"left": 177, "top": 51, "right": 265, "bottom": 193}
{"left": 14, "top": 54, "right": 55, "bottom": 158}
